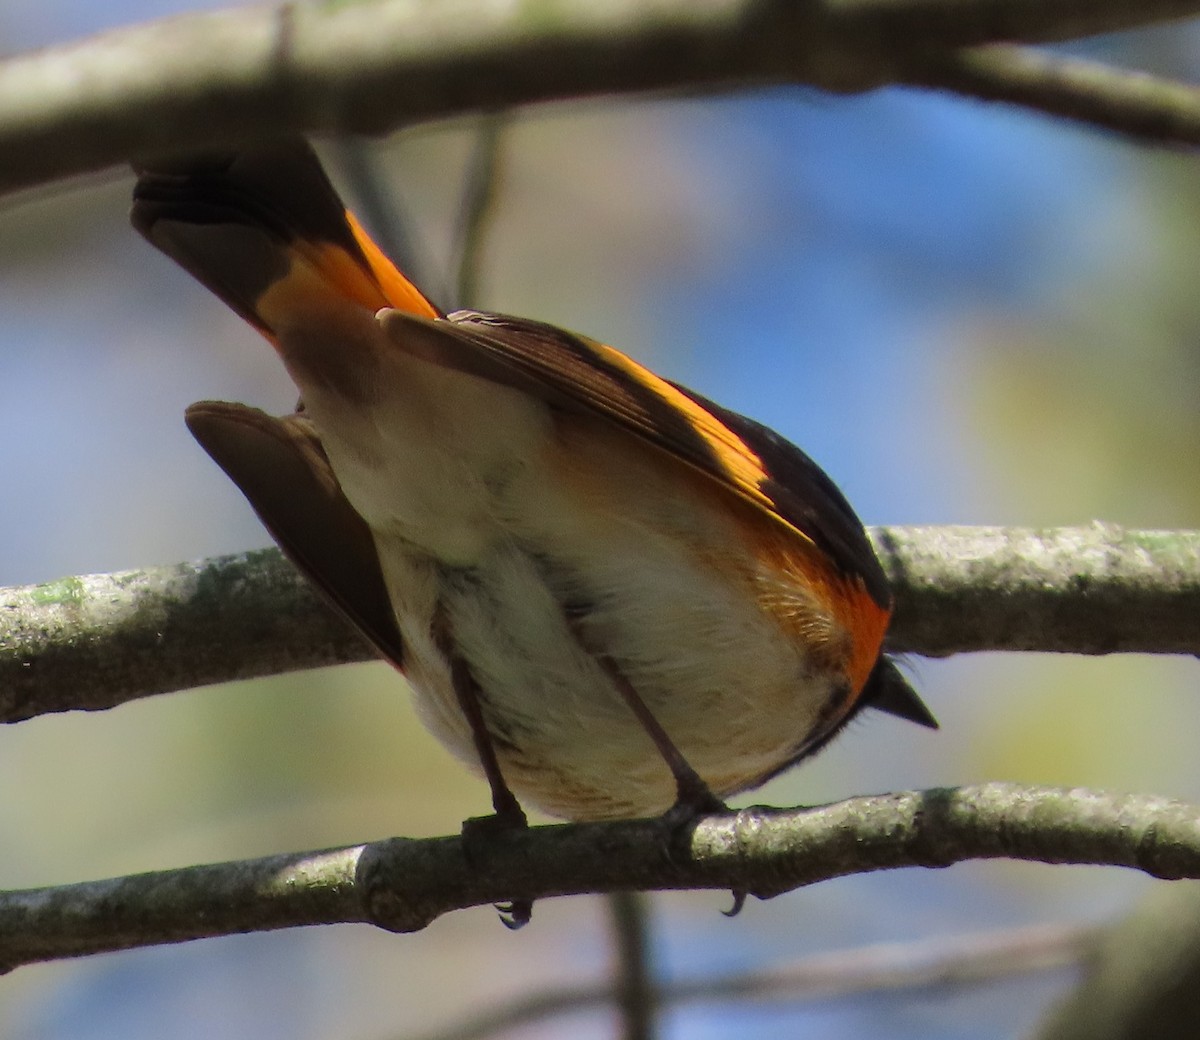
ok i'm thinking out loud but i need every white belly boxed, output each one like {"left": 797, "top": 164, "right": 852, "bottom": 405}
{"left": 297, "top": 341, "right": 835, "bottom": 821}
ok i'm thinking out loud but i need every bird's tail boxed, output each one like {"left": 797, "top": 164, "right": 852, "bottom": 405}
{"left": 131, "top": 139, "right": 441, "bottom": 340}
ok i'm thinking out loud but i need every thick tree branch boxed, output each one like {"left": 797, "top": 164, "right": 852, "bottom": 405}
{"left": 2, "top": 524, "right": 1196, "bottom": 724}
{"left": 876, "top": 523, "right": 1200, "bottom": 656}
{"left": 3, "top": 0, "right": 1200, "bottom": 198}
{"left": 0, "top": 549, "right": 373, "bottom": 721}
{"left": 0, "top": 783, "right": 1190, "bottom": 972}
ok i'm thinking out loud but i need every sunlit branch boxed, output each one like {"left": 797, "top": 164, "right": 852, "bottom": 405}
{"left": 4, "top": 0, "right": 1200, "bottom": 196}
{"left": 2, "top": 524, "right": 1195, "bottom": 725}
{"left": 0, "top": 783, "right": 1191, "bottom": 972}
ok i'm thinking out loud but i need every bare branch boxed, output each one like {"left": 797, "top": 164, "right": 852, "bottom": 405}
{"left": 409, "top": 921, "right": 1099, "bottom": 1040}
{"left": 909, "top": 44, "right": 1200, "bottom": 147}
{"left": 3, "top": 0, "right": 1200, "bottom": 197}
{"left": 2, "top": 524, "right": 1195, "bottom": 724}
{"left": 0, "top": 783, "right": 1187, "bottom": 972}
{"left": 0, "top": 549, "right": 371, "bottom": 723}
{"left": 877, "top": 523, "right": 1200, "bottom": 657}
{"left": 824, "top": 0, "right": 1200, "bottom": 43}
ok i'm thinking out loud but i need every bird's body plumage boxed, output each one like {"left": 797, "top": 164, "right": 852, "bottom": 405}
{"left": 132, "top": 140, "right": 933, "bottom": 823}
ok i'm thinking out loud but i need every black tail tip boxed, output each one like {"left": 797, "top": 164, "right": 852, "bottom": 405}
{"left": 864, "top": 657, "right": 938, "bottom": 730}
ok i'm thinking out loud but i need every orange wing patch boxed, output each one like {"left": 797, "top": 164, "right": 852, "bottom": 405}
{"left": 345, "top": 211, "right": 441, "bottom": 319}
{"left": 588, "top": 340, "right": 782, "bottom": 522}
{"left": 253, "top": 218, "right": 441, "bottom": 346}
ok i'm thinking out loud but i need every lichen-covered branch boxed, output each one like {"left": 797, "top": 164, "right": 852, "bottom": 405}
{"left": 0, "top": 549, "right": 373, "bottom": 723}
{"left": 0, "top": 782, "right": 1191, "bottom": 972}
{"left": 2, "top": 524, "right": 1196, "bottom": 725}
{"left": 3, "top": 0, "right": 1200, "bottom": 197}
{"left": 877, "top": 523, "right": 1200, "bottom": 657}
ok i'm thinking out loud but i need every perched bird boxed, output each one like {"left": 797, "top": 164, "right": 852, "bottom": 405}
{"left": 132, "top": 140, "right": 934, "bottom": 837}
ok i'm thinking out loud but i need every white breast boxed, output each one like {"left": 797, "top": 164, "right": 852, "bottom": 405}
{"left": 289, "top": 320, "right": 838, "bottom": 821}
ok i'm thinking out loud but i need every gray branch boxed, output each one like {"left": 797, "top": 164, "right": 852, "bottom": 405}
{"left": 0, "top": 549, "right": 373, "bottom": 722}
{"left": 411, "top": 921, "right": 1098, "bottom": 1040}
{"left": 909, "top": 44, "right": 1200, "bottom": 147}
{"left": 3, "top": 524, "right": 1196, "bottom": 725}
{"left": 876, "top": 523, "right": 1200, "bottom": 657}
{"left": 3, "top": 0, "right": 1200, "bottom": 197}
{"left": 0, "top": 782, "right": 1190, "bottom": 972}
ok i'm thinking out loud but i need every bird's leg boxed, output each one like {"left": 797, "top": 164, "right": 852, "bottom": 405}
{"left": 590, "top": 648, "right": 745, "bottom": 916}
{"left": 448, "top": 655, "right": 528, "bottom": 829}
{"left": 438, "top": 626, "right": 531, "bottom": 929}
{"left": 591, "top": 653, "right": 729, "bottom": 824}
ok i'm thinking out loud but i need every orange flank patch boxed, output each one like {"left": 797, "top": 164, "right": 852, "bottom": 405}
{"left": 254, "top": 214, "right": 439, "bottom": 340}
{"left": 748, "top": 514, "right": 891, "bottom": 696}
{"left": 834, "top": 573, "right": 891, "bottom": 694}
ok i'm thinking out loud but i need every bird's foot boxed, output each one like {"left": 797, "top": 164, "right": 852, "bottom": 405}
{"left": 461, "top": 805, "right": 532, "bottom": 929}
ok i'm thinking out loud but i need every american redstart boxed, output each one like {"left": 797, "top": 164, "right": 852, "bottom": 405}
{"left": 131, "top": 139, "right": 935, "bottom": 839}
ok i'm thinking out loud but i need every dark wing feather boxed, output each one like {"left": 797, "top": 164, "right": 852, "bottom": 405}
{"left": 185, "top": 402, "right": 405, "bottom": 669}
{"left": 666, "top": 384, "right": 891, "bottom": 608}
{"left": 379, "top": 309, "right": 890, "bottom": 608}
{"left": 859, "top": 657, "right": 938, "bottom": 729}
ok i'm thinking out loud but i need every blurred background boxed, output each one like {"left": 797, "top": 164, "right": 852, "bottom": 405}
{"left": 2, "top": 3, "right": 1199, "bottom": 1038}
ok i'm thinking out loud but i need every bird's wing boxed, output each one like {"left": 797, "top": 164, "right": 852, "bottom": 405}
{"left": 186, "top": 401, "right": 406, "bottom": 670}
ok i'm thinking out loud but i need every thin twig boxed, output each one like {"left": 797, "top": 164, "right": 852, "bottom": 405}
{"left": 329, "top": 137, "right": 445, "bottom": 305}
{"left": 402, "top": 921, "right": 1099, "bottom": 1040}
{"left": 608, "top": 892, "right": 657, "bottom": 1040}
{"left": 449, "top": 113, "right": 509, "bottom": 310}
{"left": 0, "top": 783, "right": 1192, "bottom": 972}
